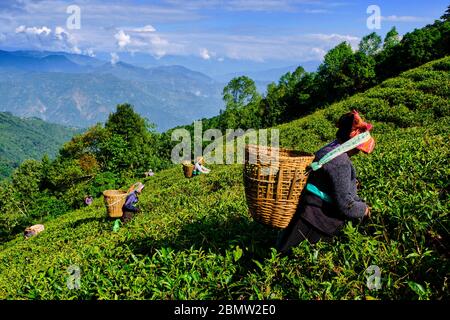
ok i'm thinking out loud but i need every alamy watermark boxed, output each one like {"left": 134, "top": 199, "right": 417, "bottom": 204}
{"left": 66, "top": 5, "right": 81, "bottom": 30}
{"left": 366, "top": 265, "right": 382, "bottom": 291}
{"left": 66, "top": 264, "right": 81, "bottom": 290}
{"left": 171, "top": 120, "right": 280, "bottom": 167}
{"left": 367, "top": 5, "right": 381, "bottom": 30}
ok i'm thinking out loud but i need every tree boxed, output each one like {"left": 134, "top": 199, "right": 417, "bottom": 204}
{"left": 376, "top": 19, "right": 450, "bottom": 81}
{"left": 221, "top": 76, "right": 261, "bottom": 129}
{"left": 344, "top": 51, "right": 376, "bottom": 93}
{"left": 441, "top": 5, "right": 450, "bottom": 21}
{"left": 103, "top": 104, "right": 161, "bottom": 174}
{"left": 222, "top": 76, "right": 260, "bottom": 111}
{"left": 11, "top": 159, "right": 44, "bottom": 204}
{"left": 383, "top": 27, "right": 400, "bottom": 50}
{"left": 316, "top": 42, "right": 354, "bottom": 102}
{"left": 359, "top": 32, "right": 382, "bottom": 56}
{"left": 105, "top": 103, "right": 149, "bottom": 143}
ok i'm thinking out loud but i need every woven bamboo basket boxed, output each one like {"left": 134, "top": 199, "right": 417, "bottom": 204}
{"left": 103, "top": 190, "right": 127, "bottom": 218}
{"left": 183, "top": 163, "right": 194, "bottom": 178}
{"left": 243, "top": 144, "right": 315, "bottom": 229}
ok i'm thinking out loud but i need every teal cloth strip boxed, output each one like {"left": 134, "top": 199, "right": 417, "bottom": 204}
{"left": 310, "top": 131, "right": 371, "bottom": 171}
{"left": 306, "top": 183, "right": 333, "bottom": 203}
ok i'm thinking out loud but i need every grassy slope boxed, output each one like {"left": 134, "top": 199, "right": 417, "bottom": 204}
{"left": 0, "top": 57, "right": 449, "bottom": 300}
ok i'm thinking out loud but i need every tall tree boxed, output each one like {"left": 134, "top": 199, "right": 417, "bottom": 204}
{"left": 221, "top": 76, "right": 261, "bottom": 129}
{"left": 222, "top": 76, "right": 260, "bottom": 111}
{"left": 383, "top": 27, "right": 401, "bottom": 50}
{"left": 359, "top": 32, "right": 382, "bottom": 56}
{"left": 316, "top": 42, "right": 354, "bottom": 103}
{"left": 441, "top": 5, "right": 450, "bottom": 21}
{"left": 344, "top": 51, "right": 376, "bottom": 93}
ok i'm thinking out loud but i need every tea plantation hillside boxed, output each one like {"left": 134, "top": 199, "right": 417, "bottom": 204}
{"left": 0, "top": 112, "right": 80, "bottom": 178}
{"left": 0, "top": 57, "right": 448, "bottom": 300}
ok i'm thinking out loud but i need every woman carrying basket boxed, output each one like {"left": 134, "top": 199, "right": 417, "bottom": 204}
{"left": 277, "top": 111, "right": 375, "bottom": 254}
{"left": 121, "top": 182, "right": 145, "bottom": 224}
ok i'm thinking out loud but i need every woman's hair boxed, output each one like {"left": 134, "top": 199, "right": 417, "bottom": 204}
{"left": 336, "top": 112, "right": 355, "bottom": 142}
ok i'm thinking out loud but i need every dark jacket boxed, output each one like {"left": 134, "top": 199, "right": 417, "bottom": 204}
{"left": 299, "top": 140, "right": 367, "bottom": 235}
{"left": 123, "top": 191, "right": 139, "bottom": 213}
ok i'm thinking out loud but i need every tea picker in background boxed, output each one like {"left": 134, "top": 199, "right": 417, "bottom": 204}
{"left": 144, "top": 169, "right": 154, "bottom": 177}
{"left": 121, "top": 182, "right": 145, "bottom": 224}
{"left": 277, "top": 110, "right": 375, "bottom": 254}
{"left": 84, "top": 195, "right": 93, "bottom": 206}
{"left": 24, "top": 224, "right": 45, "bottom": 239}
{"left": 193, "top": 156, "right": 211, "bottom": 176}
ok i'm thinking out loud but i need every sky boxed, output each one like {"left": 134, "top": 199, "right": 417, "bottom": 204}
{"left": 0, "top": 0, "right": 448, "bottom": 73}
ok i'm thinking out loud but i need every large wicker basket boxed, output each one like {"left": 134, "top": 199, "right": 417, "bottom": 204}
{"left": 182, "top": 162, "right": 194, "bottom": 178}
{"left": 103, "top": 190, "right": 128, "bottom": 218}
{"left": 243, "top": 144, "right": 315, "bottom": 229}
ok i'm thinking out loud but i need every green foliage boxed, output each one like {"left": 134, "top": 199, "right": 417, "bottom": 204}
{"left": 383, "top": 27, "right": 400, "bottom": 50}
{"left": 359, "top": 32, "right": 382, "bottom": 56}
{"left": 174, "top": 15, "right": 449, "bottom": 136}
{"left": 0, "top": 56, "right": 448, "bottom": 300}
{"left": 261, "top": 67, "right": 315, "bottom": 126}
{"left": 0, "top": 112, "right": 79, "bottom": 178}
{"left": 316, "top": 42, "right": 355, "bottom": 103}
{"left": 0, "top": 9, "right": 449, "bottom": 299}
{"left": 221, "top": 76, "right": 262, "bottom": 129}
{"left": 0, "top": 104, "right": 173, "bottom": 241}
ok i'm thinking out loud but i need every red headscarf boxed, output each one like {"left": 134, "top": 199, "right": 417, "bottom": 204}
{"left": 349, "top": 110, "right": 375, "bottom": 154}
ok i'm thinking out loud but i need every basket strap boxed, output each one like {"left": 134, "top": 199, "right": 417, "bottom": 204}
{"left": 310, "top": 132, "right": 372, "bottom": 171}
{"left": 306, "top": 183, "right": 333, "bottom": 203}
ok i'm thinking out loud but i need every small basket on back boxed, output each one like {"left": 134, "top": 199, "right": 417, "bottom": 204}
{"left": 103, "top": 190, "right": 128, "bottom": 218}
{"left": 182, "top": 162, "right": 194, "bottom": 178}
{"left": 243, "top": 144, "right": 315, "bottom": 229}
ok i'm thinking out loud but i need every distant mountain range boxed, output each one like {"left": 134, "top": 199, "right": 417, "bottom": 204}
{"left": 0, "top": 111, "right": 79, "bottom": 178}
{"left": 0, "top": 50, "right": 224, "bottom": 131}
{"left": 0, "top": 50, "right": 317, "bottom": 131}
{"left": 93, "top": 51, "right": 320, "bottom": 79}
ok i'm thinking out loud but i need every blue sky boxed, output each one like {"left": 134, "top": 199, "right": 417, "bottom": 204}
{"left": 0, "top": 0, "right": 448, "bottom": 72}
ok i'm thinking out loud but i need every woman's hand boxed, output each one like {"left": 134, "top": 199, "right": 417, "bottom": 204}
{"left": 364, "top": 206, "right": 372, "bottom": 218}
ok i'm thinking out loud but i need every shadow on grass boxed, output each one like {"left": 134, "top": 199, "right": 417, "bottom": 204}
{"left": 124, "top": 215, "right": 279, "bottom": 262}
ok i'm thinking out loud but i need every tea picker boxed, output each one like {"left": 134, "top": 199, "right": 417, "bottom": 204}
{"left": 103, "top": 182, "right": 145, "bottom": 230}
{"left": 243, "top": 111, "right": 375, "bottom": 254}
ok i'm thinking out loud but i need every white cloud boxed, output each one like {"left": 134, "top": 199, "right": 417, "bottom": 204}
{"left": 114, "top": 30, "right": 131, "bottom": 48}
{"left": 164, "top": 32, "right": 360, "bottom": 62}
{"left": 148, "top": 34, "right": 172, "bottom": 58}
{"left": 15, "top": 25, "right": 51, "bottom": 36}
{"left": 200, "top": 48, "right": 211, "bottom": 60}
{"left": 13, "top": 24, "right": 81, "bottom": 53}
{"left": 164, "top": 0, "right": 330, "bottom": 13}
{"left": 308, "top": 33, "right": 359, "bottom": 43}
{"left": 381, "top": 15, "right": 428, "bottom": 22}
{"left": 84, "top": 48, "right": 96, "bottom": 57}
{"left": 311, "top": 47, "right": 327, "bottom": 59}
{"left": 2, "top": 2, "right": 358, "bottom": 63}
{"left": 110, "top": 52, "right": 119, "bottom": 64}
{"left": 115, "top": 26, "right": 177, "bottom": 58}
{"left": 128, "top": 25, "right": 157, "bottom": 33}
{"left": 304, "top": 9, "right": 330, "bottom": 14}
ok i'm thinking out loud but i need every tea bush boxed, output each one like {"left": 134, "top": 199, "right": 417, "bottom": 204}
{"left": 0, "top": 57, "right": 448, "bottom": 300}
